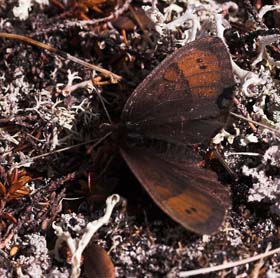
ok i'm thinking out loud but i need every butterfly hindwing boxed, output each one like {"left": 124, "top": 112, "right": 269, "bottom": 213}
{"left": 120, "top": 147, "right": 229, "bottom": 234}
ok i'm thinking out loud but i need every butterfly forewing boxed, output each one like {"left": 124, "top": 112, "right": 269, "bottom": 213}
{"left": 120, "top": 37, "right": 234, "bottom": 234}
{"left": 121, "top": 37, "right": 234, "bottom": 145}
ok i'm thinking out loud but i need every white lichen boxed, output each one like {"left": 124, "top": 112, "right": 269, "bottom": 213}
{"left": 212, "top": 129, "right": 235, "bottom": 145}
{"left": 243, "top": 146, "right": 280, "bottom": 212}
{"left": 52, "top": 194, "right": 120, "bottom": 278}
{"left": 258, "top": 5, "right": 280, "bottom": 20}
{"left": 14, "top": 233, "right": 50, "bottom": 277}
{"left": 252, "top": 35, "right": 280, "bottom": 68}
{"left": 240, "top": 133, "right": 259, "bottom": 146}
{"left": 13, "top": 0, "right": 49, "bottom": 20}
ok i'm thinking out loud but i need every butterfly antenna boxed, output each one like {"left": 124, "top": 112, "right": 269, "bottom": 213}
{"left": 92, "top": 86, "right": 112, "bottom": 124}
{"left": 0, "top": 32, "right": 122, "bottom": 82}
{"left": 14, "top": 131, "right": 112, "bottom": 168}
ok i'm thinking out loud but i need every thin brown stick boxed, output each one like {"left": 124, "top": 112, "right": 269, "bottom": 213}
{"left": 212, "top": 149, "right": 238, "bottom": 179}
{"left": 0, "top": 32, "right": 122, "bottom": 82}
{"left": 179, "top": 245, "right": 280, "bottom": 277}
{"left": 230, "top": 112, "right": 280, "bottom": 136}
{"left": 233, "top": 97, "right": 257, "bottom": 132}
{"left": 128, "top": 5, "right": 153, "bottom": 46}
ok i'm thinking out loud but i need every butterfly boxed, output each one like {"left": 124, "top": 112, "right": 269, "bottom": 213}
{"left": 0, "top": 32, "right": 234, "bottom": 234}
{"left": 118, "top": 36, "right": 235, "bottom": 235}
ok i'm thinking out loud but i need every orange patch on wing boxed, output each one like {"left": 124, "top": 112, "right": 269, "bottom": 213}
{"left": 164, "top": 191, "right": 212, "bottom": 224}
{"left": 192, "top": 86, "right": 219, "bottom": 97}
{"left": 186, "top": 71, "right": 220, "bottom": 87}
{"left": 164, "top": 65, "right": 179, "bottom": 82}
{"left": 177, "top": 49, "right": 221, "bottom": 97}
{"left": 154, "top": 185, "right": 174, "bottom": 199}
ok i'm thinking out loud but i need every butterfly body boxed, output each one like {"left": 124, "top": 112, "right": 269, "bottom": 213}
{"left": 118, "top": 36, "right": 235, "bottom": 235}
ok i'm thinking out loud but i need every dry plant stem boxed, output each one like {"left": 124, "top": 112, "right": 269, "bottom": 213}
{"left": 28, "top": 0, "right": 132, "bottom": 38}
{"left": 233, "top": 97, "right": 257, "bottom": 132}
{"left": 212, "top": 149, "right": 237, "bottom": 178}
{"left": 52, "top": 194, "right": 120, "bottom": 278}
{"left": 128, "top": 5, "right": 153, "bottom": 45}
{"left": 250, "top": 244, "right": 271, "bottom": 278}
{"left": 0, "top": 33, "right": 122, "bottom": 82}
{"left": 62, "top": 79, "right": 111, "bottom": 95}
{"left": 227, "top": 152, "right": 261, "bottom": 156}
{"left": 250, "top": 256, "right": 264, "bottom": 278}
{"left": 230, "top": 112, "right": 280, "bottom": 136}
{"left": 128, "top": 5, "right": 145, "bottom": 31}
{"left": 179, "top": 245, "right": 280, "bottom": 277}
{"left": 50, "top": 0, "right": 65, "bottom": 10}
{"left": 0, "top": 232, "right": 14, "bottom": 250}
{"left": 14, "top": 132, "right": 113, "bottom": 168}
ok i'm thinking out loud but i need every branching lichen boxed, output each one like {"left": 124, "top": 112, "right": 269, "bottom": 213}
{"left": 52, "top": 194, "right": 120, "bottom": 278}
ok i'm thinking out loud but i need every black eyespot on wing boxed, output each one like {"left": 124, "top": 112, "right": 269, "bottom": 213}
{"left": 185, "top": 207, "right": 197, "bottom": 215}
{"left": 185, "top": 209, "right": 192, "bottom": 215}
{"left": 199, "top": 64, "right": 207, "bottom": 70}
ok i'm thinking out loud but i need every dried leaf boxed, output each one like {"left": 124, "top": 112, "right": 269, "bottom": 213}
{"left": 2, "top": 212, "right": 17, "bottom": 224}
{"left": 0, "top": 182, "right": 6, "bottom": 197}
{"left": 113, "top": 7, "right": 154, "bottom": 31}
{"left": 9, "top": 176, "right": 31, "bottom": 195}
{"left": 83, "top": 243, "right": 115, "bottom": 278}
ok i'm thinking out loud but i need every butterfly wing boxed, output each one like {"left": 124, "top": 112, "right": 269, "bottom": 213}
{"left": 121, "top": 36, "right": 234, "bottom": 145}
{"left": 120, "top": 37, "right": 234, "bottom": 234}
{"left": 120, "top": 147, "right": 229, "bottom": 234}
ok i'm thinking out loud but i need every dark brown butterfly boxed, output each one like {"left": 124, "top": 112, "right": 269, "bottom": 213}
{"left": 119, "top": 36, "right": 235, "bottom": 235}
{"left": 0, "top": 33, "right": 234, "bottom": 235}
